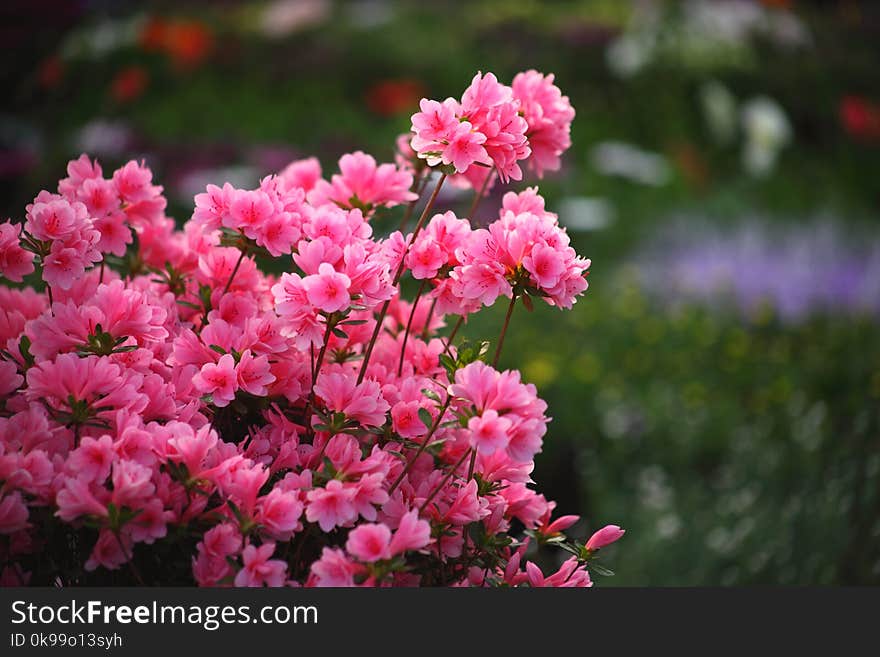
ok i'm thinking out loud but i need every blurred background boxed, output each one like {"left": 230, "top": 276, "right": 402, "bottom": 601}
{"left": 2, "top": 0, "right": 879, "bottom": 585}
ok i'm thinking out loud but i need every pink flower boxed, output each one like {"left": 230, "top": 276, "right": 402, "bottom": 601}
{"left": 93, "top": 210, "right": 132, "bottom": 256}
{"left": 235, "top": 349, "right": 276, "bottom": 396}
{"left": 388, "top": 510, "right": 431, "bottom": 555}
{"left": 411, "top": 98, "right": 459, "bottom": 146}
{"left": 110, "top": 460, "right": 155, "bottom": 508}
{"left": 525, "top": 557, "right": 592, "bottom": 587}
{"left": 585, "top": 525, "right": 625, "bottom": 551}
{"left": 0, "top": 100, "right": 621, "bottom": 589}
{"left": 308, "top": 151, "right": 416, "bottom": 212}
{"left": 467, "top": 409, "right": 512, "bottom": 455}
{"left": 234, "top": 542, "right": 288, "bottom": 587}
{"left": 0, "top": 492, "right": 29, "bottom": 534}
{"left": 302, "top": 262, "right": 351, "bottom": 314}
{"left": 305, "top": 480, "right": 358, "bottom": 532}
{"left": 452, "top": 260, "right": 511, "bottom": 307}
{"left": 313, "top": 372, "right": 389, "bottom": 428}
{"left": 85, "top": 529, "right": 130, "bottom": 572}
{"left": 512, "top": 70, "right": 575, "bottom": 177}
{"left": 55, "top": 478, "right": 108, "bottom": 522}
{"left": 25, "top": 196, "right": 80, "bottom": 241}
{"left": 0, "top": 222, "right": 35, "bottom": 282}
{"left": 193, "top": 353, "right": 237, "bottom": 407}
{"left": 346, "top": 523, "right": 392, "bottom": 562}
{"left": 67, "top": 435, "right": 115, "bottom": 482}
{"left": 522, "top": 242, "right": 566, "bottom": 289}
{"left": 253, "top": 213, "right": 298, "bottom": 257}
{"left": 228, "top": 189, "right": 275, "bottom": 235}
{"left": 257, "top": 489, "right": 304, "bottom": 539}
{"left": 442, "top": 122, "right": 490, "bottom": 173}
{"left": 58, "top": 154, "right": 102, "bottom": 199}
{"left": 278, "top": 157, "right": 322, "bottom": 193}
{"left": 459, "top": 72, "right": 530, "bottom": 182}
{"left": 309, "top": 547, "right": 361, "bottom": 587}
{"left": 112, "top": 160, "right": 158, "bottom": 204}
{"left": 391, "top": 400, "right": 427, "bottom": 438}
{"left": 0, "top": 360, "right": 23, "bottom": 396}
{"left": 193, "top": 182, "right": 234, "bottom": 229}
{"left": 406, "top": 235, "right": 445, "bottom": 280}
{"left": 26, "top": 353, "right": 148, "bottom": 426}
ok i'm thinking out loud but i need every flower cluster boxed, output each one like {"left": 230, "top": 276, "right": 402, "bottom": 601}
{"left": 0, "top": 71, "right": 620, "bottom": 587}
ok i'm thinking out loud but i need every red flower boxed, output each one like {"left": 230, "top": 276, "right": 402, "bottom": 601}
{"left": 110, "top": 66, "right": 149, "bottom": 104}
{"left": 840, "top": 96, "right": 880, "bottom": 142}
{"left": 365, "top": 79, "right": 427, "bottom": 116}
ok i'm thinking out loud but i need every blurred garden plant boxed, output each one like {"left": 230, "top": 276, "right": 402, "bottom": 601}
{"left": 0, "top": 71, "right": 624, "bottom": 587}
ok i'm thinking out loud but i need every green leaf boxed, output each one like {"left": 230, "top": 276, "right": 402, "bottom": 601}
{"left": 589, "top": 562, "right": 615, "bottom": 577}
{"left": 209, "top": 344, "right": 226, "bottom": 355}
{"left": 421, "top": 388, "right": 441, "bottom": 403}
{"left": 418, "top": 407, "right": 434, "bottom": 429}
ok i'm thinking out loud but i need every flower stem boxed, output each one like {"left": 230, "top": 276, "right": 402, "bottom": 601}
{"left": 311, "top": 317, "right": 335, "bottom": 387}
{"left": 388, "top": 396, "right": 452, "bottom": 495}
{"left": 419, "top": 447, "right": 472, "bottom": 514}
{"left": 305, "top": 316, "right": 336, "bottom": 439}
{"left": 113, "top": 531, "right": 145, "bottom": 586}
{"left": 421, "top": 297, "right": 438, "bottom": 341}
{"left": 397, "top": 168, "right": 429, "bottom": 232}
{"left": 442, "top": 315, "right": 464, "bottom": 356}
{"left": 222, "top": 249, "right": 247, "bottom": 295}
{"left": 492, "top": 295, "right": 517, "bottom": 368}
{"left": 392, "top": 173, "right": 446, "bottom": 287}
{"left": 460, "top": 447, "right": 479, "bottom": 556}
{"left": 398, "top": 279, "right": 427, "bottom": 377}
{"left": 357, "top": 173, "right": 447, "bottom": 385}
{"left": 467, "top": 170, "right": 494, "bottom": 220}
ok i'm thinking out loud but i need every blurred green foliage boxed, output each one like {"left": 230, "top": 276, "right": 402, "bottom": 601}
{"left": 461, "top": 280, "right": 880, "bottom": 584}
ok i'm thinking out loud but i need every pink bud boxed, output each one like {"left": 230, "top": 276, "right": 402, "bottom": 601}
{"left": 585, "top": 525, "right": 625, "bottom": 551}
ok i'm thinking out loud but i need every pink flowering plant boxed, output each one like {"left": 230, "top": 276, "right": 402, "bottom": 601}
{"left": 0, "top": 70, "right": 623, "bottom": 587}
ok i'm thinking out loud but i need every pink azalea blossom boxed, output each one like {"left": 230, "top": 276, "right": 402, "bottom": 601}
{"left": 234, "top": 542, "right": 288, "bottom": 587}
{"left": 0, "top": 78, "right": 617, "bottom": 589}
{"left": 235, "top": 349, "right": 276, "bottom": 396}
{"left": 467, "top": 409, "right": 512, "bottom": 455}
{"left": 585, "top": 525, "right": 625, "bottom": 551}
{"left": 302, "top": 262, "right": 351, "bottom": 313}
{"left": 346, "top": 523, "right": 392, "bottom": 562}
{"left": 193, "top": 353, "right": 238, "bottom": 407}
{"left": 308, "top": 151, "right": 416, "bottom": 212}
{"left": 0, "top": 222, "right": 35, "bottom": 282}
{"left": 305, "top": 479, "right": 357, "bottom": 532}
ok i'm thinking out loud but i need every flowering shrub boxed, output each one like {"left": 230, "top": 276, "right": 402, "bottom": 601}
{"left": 0, "top": 70, "right": 622, "bottom": 587}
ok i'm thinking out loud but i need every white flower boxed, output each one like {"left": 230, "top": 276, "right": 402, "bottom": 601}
{"left": 741, "top": 97, "right": 792, "bottom": 176}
